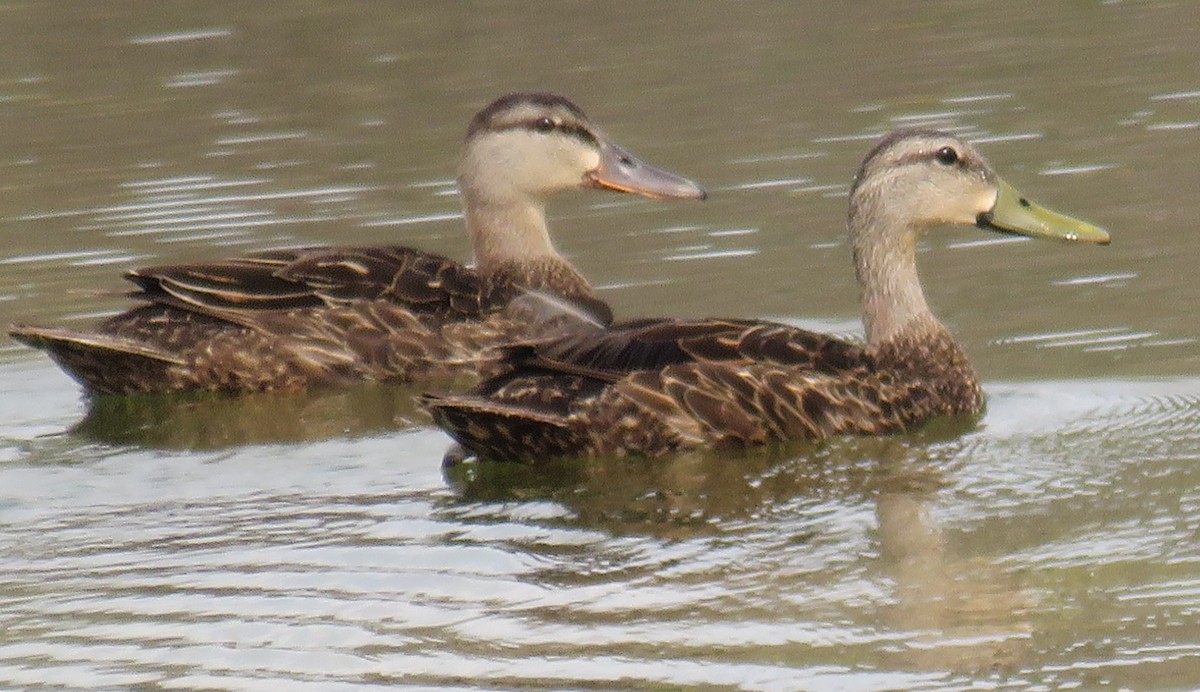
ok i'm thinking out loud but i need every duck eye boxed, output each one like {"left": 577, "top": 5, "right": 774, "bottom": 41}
{"left": 533, "top": 117, "right": 556, "bottom": 133}
{"left": 934, "top": 146, "right": 959, "bottom": 166}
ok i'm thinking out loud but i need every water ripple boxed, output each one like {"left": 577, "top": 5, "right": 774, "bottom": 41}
{"left": 1151, "top": 89, "right": 1200, "bottom": 101}
{"left": 1039, "top": 163, "right": 1119, "bottom": 176}
{"left": 662, "top": 248, "right": 758, "bottom": 262}
{"left": 128, "top": 28, "right": 233, "bottom": 45}
{"left": 1051, "top": 272, "right": 1137, "bottom": 286}
{"left": 994, "top": 326, "right": 1195, "bottom": 352}
{"left": 164, "top": 70, "right": 239, "bottom": 89}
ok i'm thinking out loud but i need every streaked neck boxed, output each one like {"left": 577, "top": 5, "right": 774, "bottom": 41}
{"left": 850, "top": 195, "right": 980, "bottom": 409}
{"left": 850, "top": 199, "right": 935, "bottom": 348}
{"left": 460, "top": 191, "right": 563, "bottom": 277}
{"left": 458, "top": 184, "right": 595, "bottom": 307}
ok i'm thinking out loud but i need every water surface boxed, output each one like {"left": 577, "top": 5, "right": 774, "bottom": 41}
{"left": 2, "top": 2, "right": 1199, "bottom": 689}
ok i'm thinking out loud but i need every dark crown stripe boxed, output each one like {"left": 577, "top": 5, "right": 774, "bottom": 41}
{"left": 466, "top": 92, "right": 595, "bottom": 145}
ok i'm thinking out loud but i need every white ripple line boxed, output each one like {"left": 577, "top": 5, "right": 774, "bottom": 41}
{"left": 129, "top": 28, "right": 233, "bottom": 45}
{"left": 662, "top": 248, "right": 758, "bottom": 262}
{"left": 1150, "top": 89, "right": 1200, "bottom": 101}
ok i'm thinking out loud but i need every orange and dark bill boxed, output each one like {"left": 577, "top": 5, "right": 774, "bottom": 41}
{"left": 585, "top": 138, "right": 707, "bottom": 201}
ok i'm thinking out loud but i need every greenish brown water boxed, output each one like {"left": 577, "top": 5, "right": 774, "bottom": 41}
{"left": 2, "top": 2, "right": 1199, "bottom": 689}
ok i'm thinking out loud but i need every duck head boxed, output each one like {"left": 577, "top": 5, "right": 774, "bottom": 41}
{"left": 458, "top": 92, "right": 706, "bottom": 204}
{"left": 850, "top": 130, "right": 1109, "bottom": 245}
{"left": 848, "top": 130, "right": 1109, "bottom": 346}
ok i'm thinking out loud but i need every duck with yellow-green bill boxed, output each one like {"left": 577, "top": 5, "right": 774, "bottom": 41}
{"left": 425, "top": 129, "right": 1110, "bottom": 463}
{"left": 9, "top": 92, "right": 706, "bottom": 395}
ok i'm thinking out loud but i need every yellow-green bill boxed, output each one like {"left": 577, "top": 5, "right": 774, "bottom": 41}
{"left": 977, "top": 177, "right": 1110, "bottom": 245}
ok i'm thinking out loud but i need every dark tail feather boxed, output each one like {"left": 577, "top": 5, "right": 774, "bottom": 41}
{"left": 422, "top": 393, "right": 583, "bottom": 463}
{"left": 9, "top": 325, "right": 185, "bottom": 395}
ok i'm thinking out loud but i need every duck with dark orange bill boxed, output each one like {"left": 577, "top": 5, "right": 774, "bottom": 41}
{"left": 10, "top": 93, "right": 706, "bottom": 395}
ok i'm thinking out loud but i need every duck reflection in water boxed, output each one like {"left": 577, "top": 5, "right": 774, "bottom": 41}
{"left": 441, "top": 425, "right": 1032, "bottom": 672}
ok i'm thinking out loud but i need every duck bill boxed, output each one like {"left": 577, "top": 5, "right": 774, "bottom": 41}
{"left": 976, "top": 177, "right": 1109, "bottom": 245}
{"left": 585, "top": 139, "right": 707, "bottom": 201}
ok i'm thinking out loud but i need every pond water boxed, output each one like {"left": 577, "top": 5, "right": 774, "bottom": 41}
{"left": 2, "top": 2, "right": 1199, "bottom": 689}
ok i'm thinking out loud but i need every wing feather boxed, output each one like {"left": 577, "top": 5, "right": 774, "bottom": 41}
{"left": 127, "top": 245, "right": 485, "bottom": 319}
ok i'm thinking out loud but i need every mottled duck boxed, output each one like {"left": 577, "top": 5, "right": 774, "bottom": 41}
{"left": 9, "top": 92, "right": 706, "bottom": 394}
{"left": 425, "top": 130, "right": 1109, "bottom": 462}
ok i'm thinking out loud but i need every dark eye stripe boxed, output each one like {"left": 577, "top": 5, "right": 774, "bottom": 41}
{"left": 491, "top": 118, "right": 598, "bottom": 147}
{"left": 553, "top": 122, "right": 599, "bottom": 147}
{"left": 892, "top": 148, "right": 967, "bottom": 169}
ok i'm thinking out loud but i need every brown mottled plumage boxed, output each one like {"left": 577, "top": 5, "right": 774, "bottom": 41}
{"left": 9, "top": 92, "right": 705, "bottom": 395}
{"left": 425, "top": 130, "right": 1110, "bottom": 462}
